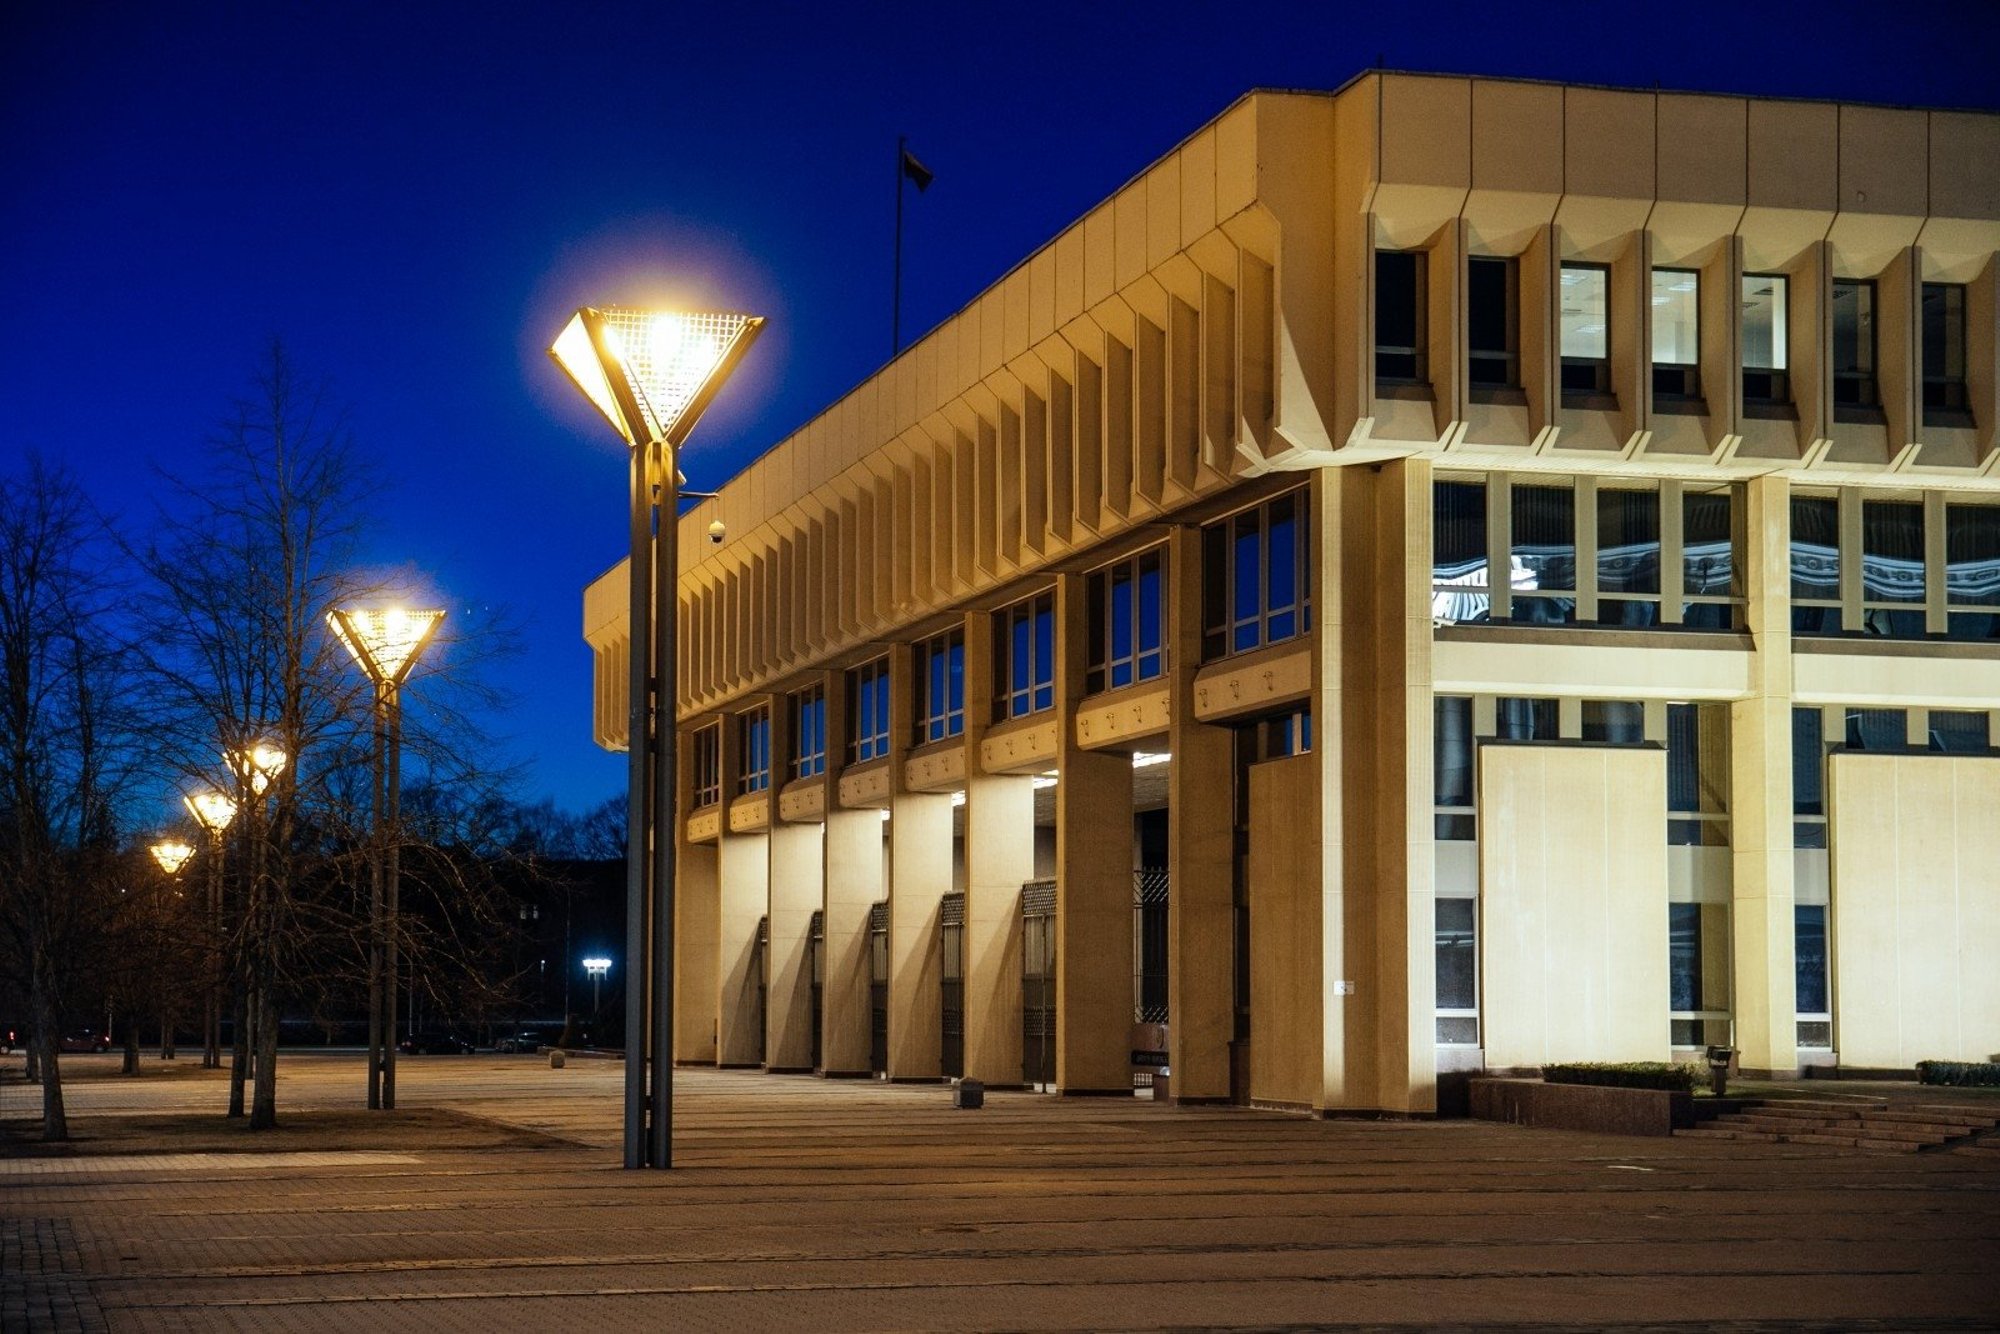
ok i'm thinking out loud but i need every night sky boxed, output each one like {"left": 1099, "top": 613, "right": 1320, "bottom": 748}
{"left": 5, "top": 1, "right": 1996, "bottom": 816}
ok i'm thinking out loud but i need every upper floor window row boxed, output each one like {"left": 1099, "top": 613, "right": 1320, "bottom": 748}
{"left": 995, "top": 592, "right": 1054, "bottom": 721}
{"left": 1377, "top": 250, "right": 1974, "bottom": 427}
{"left": 1790, "top": 492, "right": 2000, "bottom": 641}
{"left": 847, "top": 656, "right": 891, "bottom": 764}
{"left": 1085, "top": 547, "right": 1166, "bottom": 693}
{"left": 790, "top": 684, "right": 826, "bottom": 780}
{"left": 737, "top": 706, "right": 771, "bottom": 795}
{"left": 1201, "top": 489, "right": 1311, "bottom": 660}
{"left": 914, "top": 628, "right": 965, "bottom": 744}
{"left": 1433, "top": 474, "right": 1742, "bottom": 630}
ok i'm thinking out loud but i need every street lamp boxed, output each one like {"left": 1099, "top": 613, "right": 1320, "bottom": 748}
{"left": 148, "top": 841, "right": 194, "bottom": 1059}
{"left": 184, "top": 791, "right": 236, "bottom": 1069}
{"left": 549, "top": 305, "right": 764, "bottom": 1170}
{"left": 222, "top": 741, "right": 286, "bottom": 1120}
{"left": 329, "top": 605, "right": 445, "bottom": 1112}
{"left": 582, "top": 956, "right": 612, "bottom": 1019}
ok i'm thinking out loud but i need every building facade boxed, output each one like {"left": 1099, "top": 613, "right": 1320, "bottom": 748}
{"left": 583, "top": 74, "right": 2000, "bottom": 1114}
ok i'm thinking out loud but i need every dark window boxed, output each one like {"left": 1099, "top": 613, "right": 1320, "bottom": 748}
{"left": 1560, "top": 263, "right": 1611, "bottom": 399}
{"left": 1435, "top": 898, "right": 1477, "bottom": 1043}
{"left": 692, "top": 724, "right": 722, "bottom": 808}
{"left": 1929, "top": 710, "right": 1991, "bottom": 753}
{"left": 915, "top": 630, "right": 965, "bottom": 743}
{"left": 1086, "top": 549, "right": 1166, "bottom": 692}
{"left": 737, "top": 707, "right": 771, "bottom": 795}
{"left": 1596, "top": 487, "right": 1660, "bottom": 626}
{"left": 1495, "top": 697, "right": 1557, "bottom": 741}
{"left": 1922, "top": 283, "right": 1971, "bottom": 425}
{"left": 1651, "top": 269, "right": 1701, "bottom": 402}
{"left": 1669, "top": 902, "right": 1703, "bottom": 1013}
{"left": 1434, "top": 695, "right": 1474, "bottom": 840}
{"left": 1789, "top": 495, "right": 1841, "bottom": 635}
{"left": 1945, "top": 502, "right": 2000, "bottom": 641}
{"left": 1795, "top": 905, "right": 1830, "bottom": 1017}
{"left": 1792, "top": 708, "right": 1825, "bottom": 849}
{"left": 1431, "top": 479, "right": 1489, "bottom": 624}
{"left": 1581, "top": 700, "right": 1645, "bottom": 744}
{"left": 1844, "top": 707, "right": 1907, "bottom": 751}
{"left": 1510, "top": 484, "right": 1576, "bottom": 624}
{"left": 1467, "top": 256, "right": 1519, "bottom": 392}
{"left": 1682, "top": 487, "right": 1738, "bottom": 629}
{"left": 847, "top": 658, "right": 891, "bottom": 763}
{"left": 1831, "top": 279, "right": 1879, "bottom": 418}
{"left": 1860, "top": 500, "right": 1925, "bottom": 638}
{"left": 1201, "top": 491, "right": 1311, "bottom": 659}
{"left": 1667, "top": 702, "right": 1728, "bottom": 847}
{"left": 995, "top": 592, "right": 1055, "bottom": 720}
{"left": 790, "top": 685, "right": 826, "bottom": 780}
{"left": 1374, "top": 249, "right": 1427, "bottom": 384}
{"left": 1741, "top": 274, "right": 1790, "bottom": 404}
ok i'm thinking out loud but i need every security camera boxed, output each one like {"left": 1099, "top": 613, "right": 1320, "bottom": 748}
{"left": 707, "top": 519, "right": 725, "bottom": 545}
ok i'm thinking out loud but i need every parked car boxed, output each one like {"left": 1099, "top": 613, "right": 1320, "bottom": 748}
{"left": 59, "top": 1030, "right": 113, "bottom": 1053}
{"left": 493, "top": 1031, "right": 546, "bottom": 1054}
{"left": 398, "top": 1032, "right": 475, "bottom": 1055}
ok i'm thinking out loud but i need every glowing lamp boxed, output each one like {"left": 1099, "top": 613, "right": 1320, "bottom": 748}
{"left": 227, "top": 743, "right": 288, "bottom": 797}
{"left": 549, "top": 306, "right": 764, "bottom": 449}
{"left": 185, "top": 791, "right": 237, "bottom": 833}
{"left": 151, "top": 841, "right": 195, "bottom": 876}
{"left": 329, "top": 607, "right": 445, "bottom": 687}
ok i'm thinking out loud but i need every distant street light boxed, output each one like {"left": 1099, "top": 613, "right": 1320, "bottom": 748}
{"left": 222, "top": 741, "right": 286, "bottom": 1119}
{"left": 550, "top": 305, "right": 764, "bottom": 1170}
{"left": 582, "top": 956, "right": 612, "bottom": 1018}
{"left": 148, "top": 840, "right": 195, "bottom": 1058}
{"left": 150, "top": 841, "right": 194, "bottom": 876}
{"left": 330, "top": 605, "right": 445, "bottom": 1113}
{"left": 183, "top": 790, "right": 236, "bottom": 1069}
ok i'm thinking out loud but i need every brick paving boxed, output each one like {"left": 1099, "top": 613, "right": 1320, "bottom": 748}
{"left": 4, "top": 1054, "right": 1999, "bottom": 1330}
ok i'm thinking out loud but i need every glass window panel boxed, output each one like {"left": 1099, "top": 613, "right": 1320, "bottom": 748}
{"left": 1467, "top": 256, "right": 1518, "bottom": 387}
{"left": 1511, "top": 484, "right": 1575, "bottom": 622}
{"left": 1792, "top": 708, "right": 1824, "bottom": 817}
{"left": 1432, "top": 479, "right": 1489, "bottom": 624}
{"left": 1683, "top": 488, "right": 1735, "bottom": 598}
{"left": 1651, "top": 269, "right": 1699, "bottom": 366}
{"left": 1832, "top": 279, "right": 1877, "bottom": 408}
{"left": 1742, "top": 274, "right": 1787, "bottom": 370}
{"left": 1496, "top": 697, "right": 1557, "bottom": 741}
{"left": 1560, "top": 265, "right": 1608, "bottom": 359}
{"left": 1597, "top": 488, "right": 1660, "bottom": 596}
{"left": 1375, "top": 250, "right": 1424, "bottom": 380}
{"left": 1137, "top": 559, "right": 1162, "bottom": 659}
{"left": 1946, "top": 504, "right": 2000, "bottom": 608}
{"left": 1434, "top": 696, "right": 1473, "bottom": 809}
{"left": 1666, "top": 703, "right": 1700, "bottom": 812}
{"left": 1922, "top": 283, "right": 1967, "bottom": 386}
{"left": 1789, "top": 495, "right": 1840, "bottom": 604}
{"left": 1669, "top": 902, "right": 1703, "bottom": 1012}
{"left": 1435, "top": 898, "right": 1476, "bottom": 1011}
{"left": 1582, "top": 700, "right": 1644, "bottom": 744}
{"left": 1267, "top": 496, "right": 1296, "bottom": 612}
{"left": 1861, "top": 500, "right": 1925, "bottom": 605}
{"left": 1928, "top": 710, "right": 1991, "bottom": 753}
{"left": 1232, "top": 510, "right": 1261, "bottom": 652}
{"left": 1201, "top": 521, "right": 1227, "bottom": 655}
{"left": 1794, "top": 905, "right": 1829, "bottom": 1015}
{"left": 1844, "top": 707, "right": 1906, "bottom": 751}
{"left": 1110, "top": 568, "right": 1133, "bottom": 663}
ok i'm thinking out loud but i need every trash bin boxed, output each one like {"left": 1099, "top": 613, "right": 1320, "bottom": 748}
{"left": 955, "top": 1078, "right": 984, "bottom": 1109}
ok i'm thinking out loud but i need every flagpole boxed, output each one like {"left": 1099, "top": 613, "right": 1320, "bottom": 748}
{"left": 893, "top": 134, "right": 906, "bottom": 357}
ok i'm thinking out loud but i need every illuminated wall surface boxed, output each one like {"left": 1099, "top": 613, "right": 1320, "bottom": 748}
{"left": 585, "top": 74, "right": 2000, "bottom": 1112}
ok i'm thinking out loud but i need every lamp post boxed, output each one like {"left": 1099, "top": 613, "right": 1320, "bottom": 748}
{"left": 183, "top": 791, "right": 236, "bottom": 1069}
{"left": 582, "top": 956, "right": 612, "bottom": 1021}
{"left": 549, "top": 305, "right": 764, "bottom": 1169}
{"left": 329, "top": 605, "right": 445, "bottom": 1112}
{"left": 223, "top": 741, "right": 286, "bottom": 1120}
{"left": 149, "top": 841, "right": 194, "bottom": 1059}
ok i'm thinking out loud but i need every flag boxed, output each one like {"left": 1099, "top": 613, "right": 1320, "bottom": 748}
{"left": 901, "top": 146, "right": 933, "bottom": 193}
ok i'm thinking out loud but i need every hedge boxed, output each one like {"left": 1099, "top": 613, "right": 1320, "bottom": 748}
{"left": 1541, "top": 1061, "right": 1695, "bottom": 1093}
{"left": 1917, "top": 1060, "right": 2000, "bottom": 1088}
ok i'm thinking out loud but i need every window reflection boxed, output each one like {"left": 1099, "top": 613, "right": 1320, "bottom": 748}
{"left": 1861, "top": 500, "right": 1925, "bottom": 637}
{"left": 1511, "top": 484, "right": 1576, "bottom": 623}
{"left": 1790, "top": 495, "right": 1841, "bottom": 635}
{"left": 1946, "top": 503, "right": 2000, "bottom": 641}
{"left": 1431, "top": 480, "right": 1489, "bottom": 622}
{"left": 1741, "top": 274, "right": 1789, "bottom": 403}
{"left": 1597, "top": 487, "right": 1660, "bottom": 625}
{"left": 1683, "top": 488, "right": 1736, "bottom": 629}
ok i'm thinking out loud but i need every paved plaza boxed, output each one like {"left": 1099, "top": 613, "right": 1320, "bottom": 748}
{"left": 4, "top": 1054, "right": 1999, "bottom": 1331}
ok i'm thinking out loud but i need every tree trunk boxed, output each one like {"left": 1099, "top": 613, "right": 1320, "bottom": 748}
{"left": 228, "top": 976, "right": 250, "bottom": 1118}
{"left": 31, "top": 957, "right": 68, "bottom": 1141}
{"left": 121, "top": 1011, "right": 140, "bottom": 1075}
{"left": 250, "top": 968, "right": 280, "bottom": 1129}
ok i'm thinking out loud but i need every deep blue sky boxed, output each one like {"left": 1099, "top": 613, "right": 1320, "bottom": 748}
{"left": 5, "top": 1, "right": 1996, "bottom": 814}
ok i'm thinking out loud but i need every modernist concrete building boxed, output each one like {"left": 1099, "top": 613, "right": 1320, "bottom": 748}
{"left": 583, "top": 73, "right": 2000, "bottom": 1115}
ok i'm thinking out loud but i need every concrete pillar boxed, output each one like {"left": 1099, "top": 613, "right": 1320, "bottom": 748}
{"left": 963, "top": 771, "right": 1032, "bottom": 1085}
{"left": 765, "top": 819, "right": 822, "bottom": 1072}
{"left": 1055, "top": 571, "right": 1136, "bottom": 1093}
{"left": 1729, "top": 474, "right": 1799, "bottom": 1078}
{"left": 674, "top": 838, "right": 719, "bottom": 1064}
{"left": 821, "top": 805, "right": 883, "bottom": 1075}
{"left": 887, "top": 645, "right": 951, "bottom": 1080}
{"left": 716, "top": 828, "right": 768, "bottom": 1067}
{"left": 1165, "top": 525, "right": 1235, "bottom": 1101}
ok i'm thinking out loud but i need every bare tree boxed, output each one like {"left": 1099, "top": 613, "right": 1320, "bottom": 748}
{"left": 0, "top": 457, "right": 139, "bottom": 1140}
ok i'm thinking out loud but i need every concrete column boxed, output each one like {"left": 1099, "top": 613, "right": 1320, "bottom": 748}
{"left": 821, "top": 805, "right": 883, "bottom": 1075}
{"left": 1055, "top": 571, "right": 1136, "bottom": 1093}
{"left": 887, "top": 645, "right": 950, "bottom": 1080}
{"left": 1729, "top": 474, "right": 1799, "bottom": 1078}
{"left": 1165, "top": 525, "right": 1235, "bottom": 1101}
{"left": 765, "top": 819, "right": 822, "bottom": 1072}
{"left": 963, "top": 771, "right": 1032, "bottom": 1086}
{"left": 674, "top": 838, "right": 719, "bottom": 1064}
{"left": 716, "top": 828, "right": 769, "bottom": 1067}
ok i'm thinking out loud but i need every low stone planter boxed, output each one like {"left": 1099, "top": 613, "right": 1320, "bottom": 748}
{"left": 1471, "top": 1077, "right": 1711, "bottom": 1137}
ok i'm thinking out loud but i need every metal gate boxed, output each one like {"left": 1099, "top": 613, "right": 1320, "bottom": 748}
{"left": 868, "top": 901, "right": 889, "bottom": 1075}
{"left": 754, "top": 915, "right": 769, "bottom": 1066}
{"left": 1021, "top": 879, "right": 1056, "bottom": 1090}
{"left": 940, "top": 892, "right": 965, "bottom": 1080}
{"left": 808, "top": 910, "right": 824, "bottom": 1071}
{"left": 1134, "top": 869, "right": 1169, "bottom": 1023}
